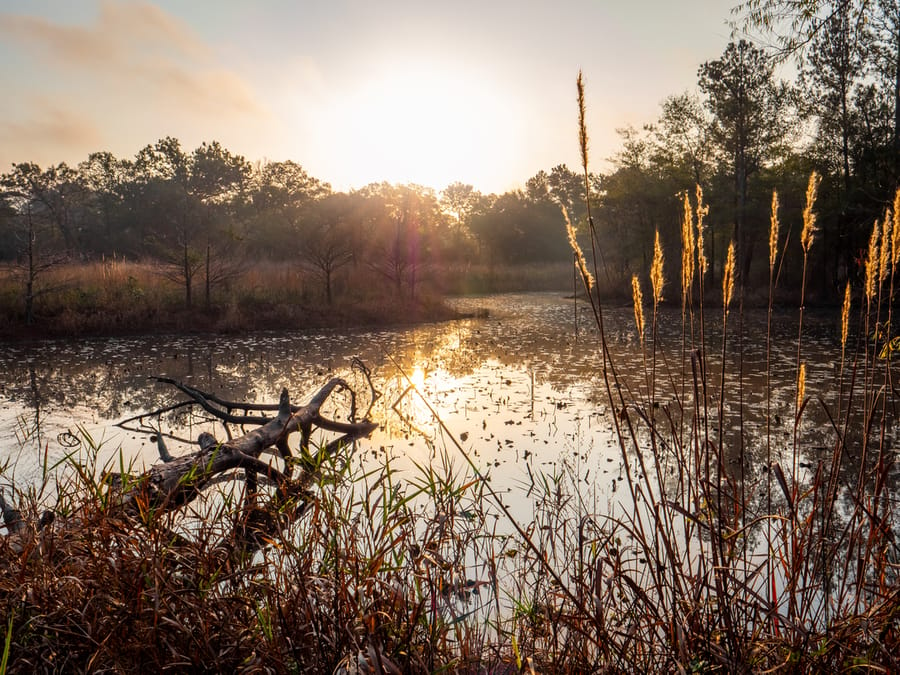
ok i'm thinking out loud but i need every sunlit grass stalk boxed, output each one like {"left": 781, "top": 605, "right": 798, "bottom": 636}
{"left": 649, "top": 231, "right": 664, "bottom": 421}
{"left": 692, "top": 185, "right": 711, "bottom": 531}
{"left": 704, "top": 240, "right": 738, "bottom": 651}
{"left": 870, "top": 206, "right": 894, "bottom": 593}
{"left": 779, "top": 171, "right": 819, "bottom": 626}
{"left": 572, "top": 73, "right": 639, "bottom": 532}
{"left": 765, "top": 189, "right": 780, "bottom": 607}
{"left": 574, "top": 74, "right": 687, "bottom": 661}
{"left": 794, "top": 172, "right": 820, "bottom": 476}
{"left": 859, "top": 218, "right": 882, "bottom": 511}
{"left": 678, "top": 192, "right": 696, "bottom": 485}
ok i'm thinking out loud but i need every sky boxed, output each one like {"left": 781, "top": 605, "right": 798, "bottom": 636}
{"left": 0, "top": 0, "right": 739, "bottom": 194}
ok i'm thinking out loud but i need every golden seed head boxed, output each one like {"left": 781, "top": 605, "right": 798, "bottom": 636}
{"left": 797, "top": 363, "right": 806, "bottom": 410}
{"left": 651, "top": 230, "right": 664, "bottom": 306}
{"left": 577, "top": 71, "right": 589, "bottom": 176}
{"left": 866, "top": 219, "right": 881, "bottom": 301}
{"left": 801, "top": 171, "right": 821, "bottom": 254}
{"left": 695, "top": 184, "right": 708, "bottom": 276}
{"left": 681, "top": 192, "right": 695, "bottom": 305}
{"left": 631, "top": 275, "right": 645, "bottom": 345}
{"left": 562, "top": 206, "right": 594, "bottom": 290}
{"left": 841, "top": 281, "right": 851, "bottom": 351}
{"left": 880, "top": 210, "right": 892, "bottom": 281}
{"left": 769, "top": 190, "right": 780, "bottom": 272}
{"left": 723, "top": 241, "right": 736, "bottom": 318}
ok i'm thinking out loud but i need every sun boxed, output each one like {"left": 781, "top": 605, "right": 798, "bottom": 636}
{"left": 316, "top": 61, "right": 521, "bottom": 191}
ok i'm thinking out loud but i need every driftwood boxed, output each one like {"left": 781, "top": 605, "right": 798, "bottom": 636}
{"left": 1, "top": 372, "right": 380, "bottom": 559}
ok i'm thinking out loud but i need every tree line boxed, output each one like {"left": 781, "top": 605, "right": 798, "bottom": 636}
{"left": 0, "top": 139, "right": 585, "bottom": 321}
{"left": 605, "top": 0, "right": 899, "bottom": 300}
{"left": 2, "top": 0, "right": 898, "bottom": 320}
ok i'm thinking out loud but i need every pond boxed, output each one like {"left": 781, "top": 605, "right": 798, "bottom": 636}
{"left": 0, "top": 291, "right": 859, "bottom": 524}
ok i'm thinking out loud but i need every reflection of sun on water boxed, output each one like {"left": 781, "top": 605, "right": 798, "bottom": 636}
{"left": 381, "top": 361, "right": 468, "bottom": 440}
{"left": 410, "top": 365, "right": 426, "bottom": 390}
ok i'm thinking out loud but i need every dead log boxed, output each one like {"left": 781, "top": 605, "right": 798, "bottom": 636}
{"left": 2, "top": 374, "right": 380, "bottom": 560}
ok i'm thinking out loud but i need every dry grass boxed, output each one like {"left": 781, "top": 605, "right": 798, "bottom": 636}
{"left": 0, "top": 259, "right": 455, "bottom": 338}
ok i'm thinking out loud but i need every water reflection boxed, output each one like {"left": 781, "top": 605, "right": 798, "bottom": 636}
{"left": 0, "top": 292, "right": 888, "bottom": 517}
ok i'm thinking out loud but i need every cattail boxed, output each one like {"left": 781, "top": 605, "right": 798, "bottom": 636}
{"left": 800, "top": 171, "right": 821, "bottom": 254}
{"left": 563, "top": 206, "right": 594, "bottom": 290}
{"left": 695, "top": 184, "right": 708, "bottom": 276}
{"left": 769, "top": 190, "right": 780, "bottom": 273}
{"left": 880, "top": 209, "right": 892, "bottom": 281}
{"left": 723, "top": 241, "right": 736, "bottom": 318}
{"left": 681, "top": 192, "right": 694, "bottom": 306}
{"left": 841, "top": 281, "right": 851, "bottom": 352}
{"left": 577, "top": 71, "right": 589, "bottom": 177}
{"left": 651, "top": 230, "right": 664, "bottom": 306}
{"left": 632, "top": 275, "right": 645, "bottom": 345}
{"left": 797, "top": 363, "right": 806, "bottom": 410}
{"left": 865, "top": 219, "right": 881, "bottom": 301}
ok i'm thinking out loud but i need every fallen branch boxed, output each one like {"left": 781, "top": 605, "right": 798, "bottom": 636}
{"left": 2, "top": 374, "right": 380, "bottom": 561}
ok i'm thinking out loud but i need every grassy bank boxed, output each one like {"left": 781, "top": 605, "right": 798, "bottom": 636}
{"left": 0, "top": 259, "right": 459, "bottom": 340}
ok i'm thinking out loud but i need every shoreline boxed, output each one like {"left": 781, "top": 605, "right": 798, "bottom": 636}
{"left": 0, "top": 297, "right": 462, "bottom": 343}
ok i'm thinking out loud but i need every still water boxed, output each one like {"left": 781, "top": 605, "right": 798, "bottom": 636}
{"left": 0, "top": 292, "right": 853, "bottom": 517}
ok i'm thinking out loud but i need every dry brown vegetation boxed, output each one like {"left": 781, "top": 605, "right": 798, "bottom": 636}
{"left": 0, "top": 258, "right": 461, "bottom": 339}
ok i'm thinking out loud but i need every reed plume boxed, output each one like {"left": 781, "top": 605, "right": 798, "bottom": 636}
{"left": 632, "top": 275, "right": 644, "bottom": 345}
{"left": 577, "top": 71, "right": 589, "bottom": 177}
{"left": 800, "top": 171, "right": 821, "bottom": 254}
{"left": 723, "top": 241, "right": 735, "bottom": 317}
{"left": 881, "top": 208, "right": 892, "bottom": 281}
{"left": 797, "top": 362, "right": 806, "bottom": 410}
{"left": 651, "top": 230, "right": 664, "bottom": 307}
{"left": 842, "top": 281, "right": 851, "bottom": 352}
{"left": 562, "top": 206, "right": 594, "bottom": 290}
{"left": 681, "top": 192, "right": 694, "bottom": 308}
{"left": 769, "top": 190, "right": 780, "bottom": 272}
{"left": 866, "top": 219, "right": 881, "bottom": 302}
{"left": 695, "top": 185, "right": 708, "bottom": 276}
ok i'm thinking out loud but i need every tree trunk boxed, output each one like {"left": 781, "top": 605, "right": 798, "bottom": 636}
{"left": 183, "top": 241, "right": 193, "bottom": 309}
{"left": 25, "top": 210, "right": 35, "bottom": 326}
{"left": 205, "top": 242, "right": 211, "bottom": 310}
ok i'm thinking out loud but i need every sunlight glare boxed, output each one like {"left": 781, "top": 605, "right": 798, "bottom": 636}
{"left": 410, "top": 365, "right": 426, "bottom": 390}
{"left": 316, "top": 61, "right": 521, "bottom": 190}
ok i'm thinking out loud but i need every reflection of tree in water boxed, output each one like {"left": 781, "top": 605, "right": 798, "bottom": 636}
{"left": 2, "top": 295, "right": 897, "bottom": 584}
{"left": 16, "top": 364, "right": 46, "bottom": 446}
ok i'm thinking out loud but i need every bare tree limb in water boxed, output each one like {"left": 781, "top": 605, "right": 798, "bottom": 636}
{"left": 1, "top": 372, "right": 380, "bottom": 565}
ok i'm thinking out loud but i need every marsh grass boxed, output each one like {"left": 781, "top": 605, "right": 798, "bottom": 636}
{"left": 517, "top": 76, "right": 900, "bottom": 671}
{"left": 0, "top": 429, "right": 525, "bottom": 673}
{"left": 0, "top": 258, "right": 458, "bottom": 339}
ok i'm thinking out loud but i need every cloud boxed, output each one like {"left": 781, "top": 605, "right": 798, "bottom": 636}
{"left": 0, "top": 98, "right": 103, "bottom": 165}
{"left": 0, "top": 1, "right": 264, "bottom": 118}
{"left": 0, "top": 1, "right": 207, "bottom": 67}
